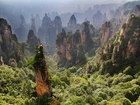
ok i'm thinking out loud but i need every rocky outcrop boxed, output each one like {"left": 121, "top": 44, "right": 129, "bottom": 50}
{"left": 31, "top": 18, "right": 37, "bottom": 35}
{"left": 112, "top": 1, "right": 140, "bottom": 19}
{"left": 93, "top": 10, "right": 106, "bottom": 28}
{"left": 0, "top": 18, "right": 25, "bottom": 65}
{"left": 56, "top": 28, "right": 86, "bottom": 67}
{"left": 56, "top": 21, "right": 94, "bottom": 67}
{"left": 100, "top": 21, "right": 113, "bottom": 45}
{"left": 15, "top": 15, "right": 28, "bottom": 42}
{"left": 35, "top": 14, "right": 41, "bottom": 30}
{"left": 98, "top": 15, "right": 140, "bottom": 75}
{"left": 38, "top": 14, "right": 62, "bottom": 54}
{"left": 33, "top": 44, "right": 52, "bottom": 96}
{"left": 67, "top": 15, "right": 77, "bottom": 28}
{"left": 81, "top": 22, "right": 94, "bottom": 52}
{"left": 27, "top": 30, "right": 40, "bottom": 53}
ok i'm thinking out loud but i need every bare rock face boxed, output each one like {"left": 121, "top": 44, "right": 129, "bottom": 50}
{"left": 33, "top": 45, "right": 52, "bottom": 96}
{"left": 98, "top": 15, "right": 140, "bottom": 75}
{"left": 38, "top": 14, "right": 62, "bottom": 54}
{"left": 56, "top": 29, "right": 67, "bottom": 64}
{"left": 81, "top": 22, "right": 93, "bottom": 52}
{"left": 100, "top": 21, "right": 113, "bottom": 45}
{"left": 56, "top": 22, "right": 95, "bottom": 67}
{"left": 0, "top": 18, "right": 23, "bottom": 64}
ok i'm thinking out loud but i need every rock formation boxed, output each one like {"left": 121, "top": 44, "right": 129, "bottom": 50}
{"left": 93, "top": 10, "right": 106, "bottom": 28}
{"left": 81, "top": 22, "right": 94, "bottom": 52}
{"left": 38, "top": 14, "right": 62, "bottom": 54}
{"left": 98, "top": 15, "right": 140, "bottom": 75}
{"left": 35, "top": 14, "right": 41, "bottom": 30}
{"left": 67, "top": 15, "right": 77, "bottom": 28}
{"left": 27, "top": 30, "right": 40, "bottom": 53}
{"left": 56, "top": 21, "right": 94, "bottom": 67}
{"left": 31, "top": 18, "right": 37, "bottom": 35}
{"left": 15, "top": 14, "right": 28, "bottom": 42}
{"left": 0, "top": 18, "right": 24, "bottom": 65}
{"left": 100, "top": 21, "right": 113, "bottom": 45}
{"left": 33, "top": 44, "right": 52, "bottom": 96}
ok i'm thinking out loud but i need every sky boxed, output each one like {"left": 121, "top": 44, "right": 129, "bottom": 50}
{"left": 0, "top": 0, "right": 136, "bottom": 4}
{"left": 0, "top": 0, "right": 137, "bottom": 14}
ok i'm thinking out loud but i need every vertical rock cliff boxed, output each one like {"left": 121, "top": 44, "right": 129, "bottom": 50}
{"left": 98, "top": 15, "right": 140, "bottom": 75}
{"left": 0, "top": 18, "right": 24, "bottom": 65}
{"left": 33, "top": 44, "right": 52, "bottom": 96}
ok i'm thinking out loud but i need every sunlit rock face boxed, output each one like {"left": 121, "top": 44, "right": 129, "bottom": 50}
{"left": 97, "top": 15, "right": 140, "bottom": 75}
{"left": 56, "top": 21, "right": 95, "bottom": 67}
{"left": 100, "top": 21, "right": 113, "bottom": 46}
{"left": 33, "top": 45, "right": 52, "bottom": 96}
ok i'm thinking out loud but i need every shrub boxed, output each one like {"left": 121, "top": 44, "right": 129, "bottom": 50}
{"left": 85, "top": 96, "right": 98, "bottom": 105}
{"left": 8, "top": 58, "right": 17, "bottom": 67}
{"left": 68, "top": 66, "right": 76, "bottom": 73}
{"left": 71, "top": 97, "right": 86, "bottom": 105}
{"left": 51, "top": 75, "right": 65, "bottom": 88}
{"left": 121, "top": 75, "right": 133, "bottom": 82}
{"left": 123, "top": 66, "right": 132, "bottom": 75}
{"left": 121, "top": 98, "right": 131, "bottom": 105}
{"left": 60, "top": 76, "right": 70, "bottom": 85}
{"left": 36, "top": 94, "right": 52, "bottom": 105}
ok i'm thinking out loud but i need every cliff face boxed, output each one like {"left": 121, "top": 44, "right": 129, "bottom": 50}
{"left": 100, "top": 21, "right": 113, "bottom": 45}
{"left": 15, "top": 15, "right": 28, "bottom": 42}
{"left": 113, "top": 1, "right": 140, "bottom": 19}
{"left": 81, "top": 22, "right": 94, "bottom": 52}
{"left": 38, "top": 14, "right": 62, "bottom": 54}
{"left": 31, "top": 18, "right": 37, "bottom": 35}
{"left": 0, "top": 18, "right": 24, "bottom": 65}
{"left": 93, "top": 10, "right": 106, "bottom": 28}
{"left": 56, "top": 29, "right": 86, "bottom": 67}
{"left": 27, "top": 30, "right": 40, "bottom": 53}
{"left": 56, "top": 22, "right": 94, "bottom": 67}
{"left": 98, "top": 15, "right": 140, "bottom": 74}
{"left": 33, "top": 45, "right": 52, "bottom": 96}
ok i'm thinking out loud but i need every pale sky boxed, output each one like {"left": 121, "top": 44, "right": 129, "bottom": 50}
{"left": 0, "top": 0, "right": 136, "bottom": 4}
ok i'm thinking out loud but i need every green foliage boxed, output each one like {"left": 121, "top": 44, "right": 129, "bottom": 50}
{"left": 123, "top": 66, "right": 132, "bottom": 75}
{"left": 60, "top": 76, "right": 70, "bottom": 85}
{"left": 85, "top": 96, "right": 98, "bottom": 105}
{"left": 36, "top": 94, "right": 52, "bottom": 105}
{"left": 121, "top": 98, "right": 131, "bottom": 105}
{"left": 65, "top": 96, "right": 86, "bottom": 105}
{"left": 0, "top": 65, "right": 36, "bottom": 104}
{"left": 8, "top": 58, "right": 17, "bottom": 67}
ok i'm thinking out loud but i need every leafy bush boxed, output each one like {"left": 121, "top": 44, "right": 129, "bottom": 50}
{"left": 8, "top": 58, "right": 17, "bottom": 67}
{"left": 60, "top": 76, "right": 70, "bottom": 85}
{"left": 121, "top": 98, "right": 131, "bottom": 105}
{"left": 123, "top": 66, "right": 132, "bottom": 75}
{"left": 66, "top": 97, "right": 86, "bottom": 105}
{"left": 85, "top": 95, "right": 98, "bottom": 105}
